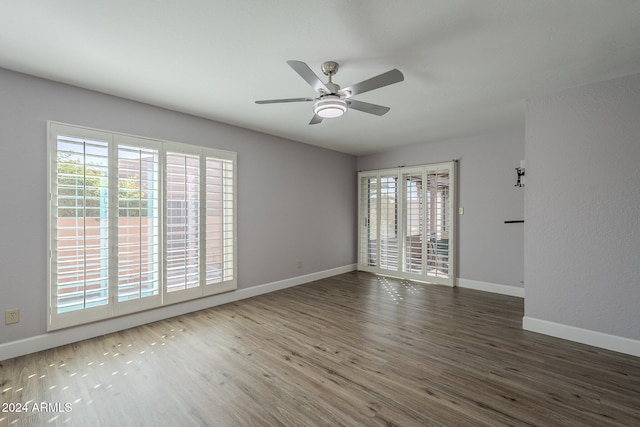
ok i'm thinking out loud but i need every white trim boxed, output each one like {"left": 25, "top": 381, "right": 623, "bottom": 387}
{"left": 457, "top": 278, "right": 524, "bottom": 298}
{"left": 523, "top": 316, "right": 640, "bottom": 358}
{"left": 0, "top": 264, "right": 356, "bottom": 361}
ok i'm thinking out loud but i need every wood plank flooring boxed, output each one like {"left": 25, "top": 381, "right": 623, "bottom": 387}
{"left": 1, "top": 271, "right": 640, "bottom": 426}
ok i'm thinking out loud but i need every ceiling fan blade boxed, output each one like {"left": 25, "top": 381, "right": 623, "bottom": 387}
{"left": 309, "top": 114, "right": 323, "bottom": 125}
{"left": 287, "top": 60, "right": 330, "bottom": 93}
{"left": 342, "top": 69, "right": 404, "bottom": 97}
{"left": 255, "top": 97, "right": 315, "bottom": 104}
{"left": 347, "top": 99, "right": 391, "bottom": 116}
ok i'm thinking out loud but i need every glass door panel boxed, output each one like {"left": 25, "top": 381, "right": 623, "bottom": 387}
{"left": 425, "top": 169, "right": 450, "bottom": 281}
{"left": 358, "top": 162, "right": 455, "bottom": 286}
{"left": 403, "top": 173, "right": 423, "bottom": 274}
{"left": 379, "top": 176, "right": 399, "bottom": 272}
{"left": 359, "top": 176, "right": 378, "bottom": 268}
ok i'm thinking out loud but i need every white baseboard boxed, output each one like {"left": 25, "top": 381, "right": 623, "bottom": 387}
{"left": 456, "top": 278, "right": 524, "bottom": 298}
{"left": 523, "top": 316, "right": 640, "bottom": 358}
{"left": 0, "top": 264, "right": 356, "bottom": 361}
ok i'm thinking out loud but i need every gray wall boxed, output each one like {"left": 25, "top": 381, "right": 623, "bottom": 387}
{"left": 0, "top": 68, "right": 357, "bottom": 345}
{"left": 525, "top": 72, "right": 640, "bottom": 340}
{"left": 357, "top": 127, "right": 525, "bottom": 289}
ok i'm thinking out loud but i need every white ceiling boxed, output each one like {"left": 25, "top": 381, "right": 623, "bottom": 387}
{"left": 2, "top": 1, "right": 640, "bottom": 155}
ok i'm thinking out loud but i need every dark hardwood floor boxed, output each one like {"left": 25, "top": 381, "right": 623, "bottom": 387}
{"left": 1, "top": 271, "right": 639, "bottom": 426}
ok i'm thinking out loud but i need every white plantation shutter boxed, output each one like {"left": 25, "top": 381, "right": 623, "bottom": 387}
{"left": 51, "top": 131, "right": 112, "bottom": 327}
{"left": 358, "top": 162, "right": 456, "bottom": 286}
{"left": 116, "top": 142, "right": 161, "bottom": 312}
{"left": 403, "top": 172, "right": 423, "bottom": 274}
{"left": 425, "top": 168, "right": 451, "bottom": 281}
{"left": 205, "top": 157, "right": 235, "bottom": 288}
{"left": 359, "top": 176, "right": 378, "bottom": 268}
{"left": 48, "top": 122, "right": 236, "bottom": 330}
{"left": 165, "top": 152, "right": 201, "bottom": 296}
{"left": 379, "top": 175, "right": 399, "bottom": 272}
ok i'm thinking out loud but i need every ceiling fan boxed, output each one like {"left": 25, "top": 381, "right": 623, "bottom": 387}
{"left": 255, "top": 60, "right": 404, "bottom": 125}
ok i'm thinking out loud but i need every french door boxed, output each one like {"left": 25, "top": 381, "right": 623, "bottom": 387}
{"left": 358, "top": 162, "right": 456, "bottom": 286}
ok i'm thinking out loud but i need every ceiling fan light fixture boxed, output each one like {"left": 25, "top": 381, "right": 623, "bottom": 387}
{"left": 313, "top": 96, "right": 347, "bottom": 118}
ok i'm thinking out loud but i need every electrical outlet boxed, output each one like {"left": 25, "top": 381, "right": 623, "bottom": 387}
{"left": 5, "top": 308, "right": 19, "bottom": 325}
{"left": 297, "top": 261, "right": 302, "bottom": 269}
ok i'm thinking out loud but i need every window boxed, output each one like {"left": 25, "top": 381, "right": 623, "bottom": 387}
{"left": 48, "top": 122, "right": 236, "bottom": 330}
{"left": 358, "top": 162, "right": 456, "bottom": 286}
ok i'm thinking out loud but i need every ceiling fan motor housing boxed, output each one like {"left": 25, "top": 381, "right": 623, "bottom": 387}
{"left": 321, "top": 61, "right": 339, "bottom": 77}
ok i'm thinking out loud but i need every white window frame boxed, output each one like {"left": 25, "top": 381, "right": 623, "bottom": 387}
{"left": 47, "top": 121, "right": 237, "bottom": 330}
